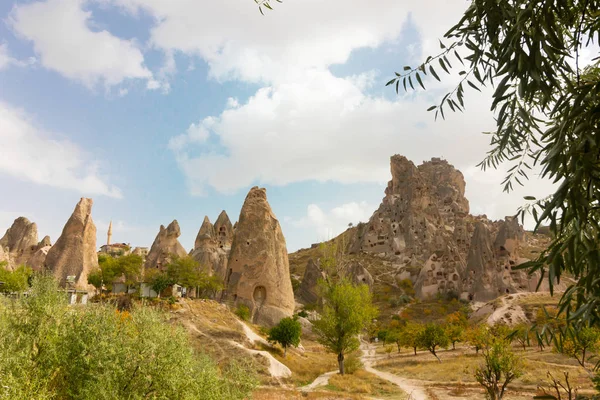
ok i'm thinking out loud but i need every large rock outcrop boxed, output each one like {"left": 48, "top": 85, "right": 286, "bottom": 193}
{"left": 190, "top": 216, "right": 229, "bottom": 280}
{"left": 299, "top": 259, "right": 326, "bottom": 304}
{"left": 44, "top": 198, "right": 97, "bottom": 288}
{"left": 144, "top": 220, "right": 187, "bottom": 271}
{"left": 0, "top": 217, "right": 40, "bottom": 269}
{"left": 348, "top": 155, "right": 551, "bottom": 302}
{"left": 346, "top": 261, "right": 374, "bottom": 290}
{"left": 214, "top": 210, "right": 234, "bottom": 250}
{"left": 225, "top": 187, "right": 295, "bottom": 326}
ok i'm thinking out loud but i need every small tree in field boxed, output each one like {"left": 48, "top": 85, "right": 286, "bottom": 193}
{"left": 474, "top": 339, "right": 523, "bottom": 400}
{"left": 145, "top": 269, "right": 173, "bottom": 298}
{"left": 558, "top": 326, "right": 600, "bottom": 368}
{"left": 417, "top": 323, "right": 450, "bottom": 362}
{"left": 400, "top": 322, "right": 424, "bottom": 355}
{"left": 313, "top": 278, "right": 378, "bottom": 375}
{"left": 0, "top": 265, "right": 32, "bottom": 294}
{"left": 511, "top": 323, "right": 533, "bottom": 351}
{"left": 466, "top": 324, "right": 493, "bottom": 355}
{"left": 445, "top": 323, "right": 465, "bottom": 350}
{"left": 268, "top": 317, "right": 301, "bottom": 357}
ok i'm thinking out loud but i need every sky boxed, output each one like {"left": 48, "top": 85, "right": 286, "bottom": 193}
{"left": 0, "top": 0, "right": 557, "bottom": 253}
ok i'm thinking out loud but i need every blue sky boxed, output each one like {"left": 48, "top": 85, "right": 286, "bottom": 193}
{"left": 0, "top": 0, "right": 556, "bottom": 252}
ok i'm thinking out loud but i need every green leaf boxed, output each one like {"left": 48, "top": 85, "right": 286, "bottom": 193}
{"left": 385, "top": 78, "right": 396, "bottom": 86}
{"left": 467, "top": 80, "right": 481, "bottom": 91}
{"left": 403, "top": 66, "right": 411, "bottom": 71}
{"left": 427, "top": 105, "right": 437, "bottom": 111}
{"left": 429, "top": 66, "right": 440, "bottom": 81}
{"left": 524, "top": 196, "right": 537, "bottom": 201}
{"left": 416, "top": 73, "right": 425, "bottom": 89}
{"left": 439, "top": 58, "right": 450, "bottom": 74}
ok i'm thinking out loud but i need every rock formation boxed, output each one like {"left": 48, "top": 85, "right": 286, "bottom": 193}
{"left": 214, "top": 210, "right": 234, "bottom": 250}
{"left": 299, "top": 259, "right": 326, "bottom": 304}
{"left": 144, "top": 220, "right": 187, "bottom": 271}
{"left": 346, "top": 261, "right": 374, "bottom": 290}
{"left": 225, "top": 187, "right": 295, "bottom": 326}
{"left": 44, "top": 198, "right": 97, "bottom": 288}
{"left": 349, "top": 155, "right": 548, "bottom": 302}
{"left": 0, "top": 217, "right": 39, "bottom": 268}
{"left": 190, "top": 216, "right": 229, "bottom": 280}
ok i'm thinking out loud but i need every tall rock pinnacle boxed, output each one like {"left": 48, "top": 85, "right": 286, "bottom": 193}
{"left": 225, "top": 187, "right": 295, "bottom": 326}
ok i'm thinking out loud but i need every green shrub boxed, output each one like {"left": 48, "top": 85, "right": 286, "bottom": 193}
{"left": 0, "top": 275, "right": 258, "bottom": 399}
{"left": 235, "top": 304, "right": 251, "bottom": 321}
{"left": 297, "top": 309, "right": 309, "bottom": 318}
{"left": 344, "top": 353, "right": 364, "bottom": 375}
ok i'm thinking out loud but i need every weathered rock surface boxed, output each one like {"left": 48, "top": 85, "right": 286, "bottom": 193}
{"left": 299, "top": 259, "right": 326, "bottom": 304}
{"left": 214, "top": 210, "right": 234, "bottom": 250}
{"left": 346, "top": 261, "right": 374, "bottom": 290}
{"left": 28, "top": 245, "right": 52, "bottom": 271}
{"left": 144, "top": 220, "right": 187, "bottom": 271}
{"left": 190, "top": 216, "right": 229, "bottom": 280}
{"left": 347, "top": 155, "right": 553, "bottom": 302}
{"left": 0, "top": 217, "right": 40, "bottom": 268}
{"left": 44, "top": 198, "right": 97, "bottom": 288}
{"left": 0, "top": 245, "right": 8, "bottom": 269}
{"left": 225, "top": 187, "right": 295, "bottom": 326}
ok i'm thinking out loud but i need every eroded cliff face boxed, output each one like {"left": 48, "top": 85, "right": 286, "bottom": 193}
{"left": 0, "top": 217, "right": 50, "bottom": 270}
{"left": 225, "top": 187, "right": 295, "bottom": 326}
{"left": 144, "top": 220, "right": 188, "bottom": 271}
{"left": 190, "top": 215, "right": 230, "bottom": 280}
{"left": 44, "top": 198, "right": 97, "bottom": 288}
{"left": 348, "top": 155, "right": 548, "bottom": 301}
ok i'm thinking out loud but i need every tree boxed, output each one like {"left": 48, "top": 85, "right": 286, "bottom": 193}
{"left": 466, "top": 324, "right": 493, "bottom": 355}
{"left": 417, "top": 323, "right": 450, "bottom": 362}
{"left": 399, "top": 322, "right": 424, "bottom": 356}
{"left": 386, "top": 1, "right": 600, "bottom": 328}
{"left": 312, "top": 278, "right": 378, "bottom": 375}
{"left": 445, "top": 323, "right": 465, "bottom": 350}
{"left": 474, "top": 339, "right": 523, "bottom": 400}
{"left": 511, "top": 323, "right": 533, "bottom": 351}
{"left": 268, "top": 316, "right": 302, "bottom": 357}
{"left": 166, "top": 255, "right": 203, "bottom": 294}
{"left": 0, "top": 265, "right": 32, "bottom": 294}
{"left": 145, "top": 269, "right": 173, "bottom": 298}
{"left": 557, "top": 326, "right": 600, "bottom": 368}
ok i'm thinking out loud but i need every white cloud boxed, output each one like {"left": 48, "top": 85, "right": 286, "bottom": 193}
{"left": 9, "top": 0, "right": 152, "bottom": 89}
{"left": 0, "top": 42, "right": 35, "bottom": 70}
{"left": 0, "top": 102, "right": 122, "bottom": 198}
{"left": 106, "top": 0, "right": 469, "bottom": 84}
{"left": 289, "top": 201, "right": 374, "bottom": 242}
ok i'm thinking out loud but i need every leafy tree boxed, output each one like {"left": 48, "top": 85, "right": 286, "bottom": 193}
{"left": 195, "top": 272, "right": 224, "bottom": 299}
{"left": 557, "top": 326, "right": 600, "bottom": 368}
{"left": 474, "top": 338, "right": 523, "bottom": 400}
{"left": 268, "top": 316, "right": 302, "bottom": 357}
{"left": 0, "top": 275, "right": 258, "bottom": 399}
{"left": 511, "top": 323, "right": 534, "bottom": 351}
{"left": 466, "top": 324, "right": 493, "bottom": 355}
{"left": 312, "top": 278, "right": 378, "bottom": 375}
{"left": 417, "top": 323, "right": 450, "bottom": 362}
{"left": 386, "top": 0, "right": 600, "bottom": 328}
{"left": 91, "top": 253, "right": 143, "bottom": 292}
{"left": 166, "top": 255, "right": 203, "bottom": 293}
{"left": 145, "top": 268, "right": 173, "bottom": 298}
{"left": 0, "top": 265, "right": 32, "bottom": 294}
{"left": 445, "top": 323, "right": 465, "bottom": 350}
{"left": 399, "top": 322, "right": 424, "bottom": 356}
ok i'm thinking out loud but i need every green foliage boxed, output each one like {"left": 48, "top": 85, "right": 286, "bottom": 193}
{"left": 290, "top": 276, "right": 301, "bottom": 292}
{"left": 445, "top": 323, "right": 465, "bottom": 350}
{"left": 0, "top": 265, "right": 32, "bottom": 294}
{"left": 166, "top": 255, "right": 203, "bottom": 290}
{"left": 90, "top": 253, "right": 143, "bottom": 291}
{"left": 511, "top": 323, "right": 534, "bottom": 351}
{"left": 474, "top": 338, "right": 523, "bottom": 400}
{"left": 398, "top": 322, "right": 424, "bottom": 355}
{"left": 312, "top": 278, "right": 378, "bottom": 375}
{"left": 555, "top": 326, "right": 600, "bottom": 368}
{"left": 343, "top": 352, "right": 363, "bottom": 375}
{"left": 0, "top": 275, "right": 258, "bottom": 399}
{"left": 268, "top": 316, "right": 302, "bottom": 356}
{"left": 235, "top": 304, "right": 251, "bottom": 321}
{"left": 296, "top": 309, "right": 308, "bottom": 318}
{"left": 417, "top": 323, "right": 450, "bottom": 362}
{"left": 145, "top": 268, "right": 173, "bottom": 298}
{"left": 466, "top": 324, "right": 493, "bottom": 354}
{"left": 388, "top": 0, "right": 600, "bottom": 328}
{"left": 397, "top": 278, "right": 415, "bottom": 297}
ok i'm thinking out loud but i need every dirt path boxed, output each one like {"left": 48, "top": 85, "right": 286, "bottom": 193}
{"left": 360, "top": 340, "right": 429, "bottom": 400}
{"left": 300, "top": 370, "right": 338, "bottom": 391}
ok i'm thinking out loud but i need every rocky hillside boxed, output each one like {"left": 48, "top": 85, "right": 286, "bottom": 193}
{"left": 290, "top": 155, "right": 554, "bottom": 304}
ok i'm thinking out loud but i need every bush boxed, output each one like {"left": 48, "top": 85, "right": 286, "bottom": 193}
{"left": 0, "top": 275, "right": 258, "bottom": 399}
{"left": 297, "top": 309, "right": 309, "bottom": 318}
{"left": 235, "top": 304, "right": 251, "bottom": 321}
{"left": 343, "top": 352, "right": 364, "bottom": 375}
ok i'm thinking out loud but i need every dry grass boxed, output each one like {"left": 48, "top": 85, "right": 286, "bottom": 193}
{"left": 253, "top": 387, "right": 363, "bottom": 399}
{"left": 326, "top": 369, "right": 407, "bottom": 398}
{"left": 375, "top": 344, "right": 594, "bottom": 393}
{"left": 271, "top": 340, "right": 338, "bottom": 386}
